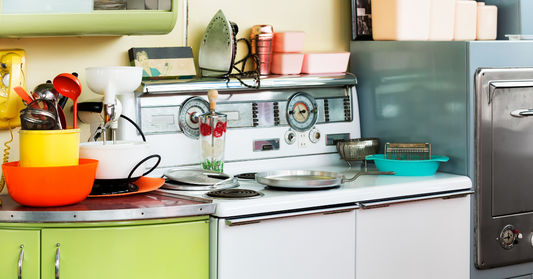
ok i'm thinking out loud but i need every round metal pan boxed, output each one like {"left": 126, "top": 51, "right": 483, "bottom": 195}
{"left": 255, "top": 170, "right": 395, "bottom": 189}
{"left": 163, "top": 169, "right": 230, "bottom": 185}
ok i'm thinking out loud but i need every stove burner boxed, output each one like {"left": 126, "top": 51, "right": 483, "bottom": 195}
{"left": 234, "top": 173, "right": 257, "bottom": 180}
{"left": 90, "top": 181, "right": 139, "bottom": 195}
{"left": 206, "top": 188, "right": 262, "bottom": 199}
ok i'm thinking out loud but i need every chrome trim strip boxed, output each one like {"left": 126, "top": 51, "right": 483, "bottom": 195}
{"left": 225, "top": 204, "right": 359, "bottom": 226}
{"left": 360, "top": 190, "right": 473, "bottom": 210}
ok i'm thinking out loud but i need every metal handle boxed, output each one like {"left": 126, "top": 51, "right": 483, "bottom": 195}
{"left": 55, "top": 244, "right": 60, "bottom": 279}
{"left": 345, "top": 171, "right": 396, "bottom": 182}
{"left": 18, "top": 245, "right": 24, "bottom": 279}
{"left": 511, "top": 109, "right": 533, "bottom": 118}
{"left": 225, "top": 204, "right": 359, "bottom": 226}
{"left": 360, "top": 190, "right": 473, "bottom": 210}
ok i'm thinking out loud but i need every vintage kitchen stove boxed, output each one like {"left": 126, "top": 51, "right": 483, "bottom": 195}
{"left": 116, "top": 74, "right": 472, "bottom": 279}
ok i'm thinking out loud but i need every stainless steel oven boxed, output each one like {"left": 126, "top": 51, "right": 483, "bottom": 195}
{"left": 475, "top": 67, "right": 533, "bottom": 269}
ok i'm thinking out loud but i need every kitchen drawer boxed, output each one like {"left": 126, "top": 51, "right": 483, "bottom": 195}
{"left": 0, "top": 0, "right": 178, "bottom": 37}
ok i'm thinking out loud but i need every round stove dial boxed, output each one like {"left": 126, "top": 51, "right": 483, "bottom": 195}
{"left": 285, "top": 130, "right": 296, "bottom": 145}
{"left": 499, "top": 224, "right": 518, "bottom": 250}
{"left": 309, "top": 128, "right": 320, "bottom": 144}
{"left": 178, "top": 97, "right": 209, "bottom": 139}
{"left": 286, "top": 92, "right": 318, "bottom": 132}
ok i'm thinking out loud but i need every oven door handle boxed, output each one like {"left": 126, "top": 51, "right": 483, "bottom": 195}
{"left": 511, "top": 109, "right": 533, "bottom": 118}
{"left": 225, "top": 204, "right": 360, "bottom": 226}
{"left": 360, "top": 190, "right": 473, "bottom": 210}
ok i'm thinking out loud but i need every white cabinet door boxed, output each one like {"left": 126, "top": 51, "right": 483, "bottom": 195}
{"left": 356, "top": 194, "right": 471, "bottom": 279}
{"left": 213, "top": 206, "right": 357, "bottom": 279}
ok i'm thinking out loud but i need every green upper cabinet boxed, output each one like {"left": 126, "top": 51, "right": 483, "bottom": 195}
{"left": 0, "top": 0, "right": 178, "bottom": 37}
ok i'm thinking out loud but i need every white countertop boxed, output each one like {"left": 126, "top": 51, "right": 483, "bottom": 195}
{"left": 156, "top": 154, "right": 472, "bottom": 217}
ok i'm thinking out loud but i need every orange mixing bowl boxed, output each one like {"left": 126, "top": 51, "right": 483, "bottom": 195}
{"left": 2, "top": 159, "right": 98, "bottom": 207}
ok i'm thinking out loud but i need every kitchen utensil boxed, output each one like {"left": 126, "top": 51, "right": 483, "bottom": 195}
{"left": 13, "top": 86, "right": 32, "bottom": 104}
{"left": 33, "top": 82, "right": 62, "bottom": 128}
{"left": 198, "top": 9, "right": 237, "bottom": 77}
{"left": 164, "top": 169, "right": 230, "bottom": 185}
{"left": 79, "top": 141, "right": 156, "bottom": 181}
{"left": 365, "top": 154, "right": 449, "bottom": 176}
{"left": 85, "top": 66, "right": 143, "bottom": 144}
{"left": 251, "top": 24, "right": 274, "bottom": 76}
{"left": 199, "top": 90, "right": 227, "bottom": 172}
{"left": 162, "top": 169, "right": 240, "bottom": 191}
{"left": 255, "top": 169, "right": 395, "bottom": 189}
{"left": 57, "top": 105, "right": 67, "bottom": 129}
{"left": 1, "top": 159, "right": 98, "bottom": 207}
{"left": 19, "top": 128, "right": 80, "bottom": 167}
{"left": 19, "top": 99, "right": 58, "bottom": 130}
{"left": 384, "top": 142, "right": 431, "bottom": 160}
{"left": 335, "top": 138, "right": 381, "bottom": 161}
{"left": 53, "top": 73, "right": 82, "bottom": 129}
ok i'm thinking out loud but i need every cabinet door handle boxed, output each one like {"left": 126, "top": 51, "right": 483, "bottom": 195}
{"left": 18, "top": 245, "right": 24, "bottom": 279}
{"left": 55, "top": 244, "right": 60, "bottom": 279}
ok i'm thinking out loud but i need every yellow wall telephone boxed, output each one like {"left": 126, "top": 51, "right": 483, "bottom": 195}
{"left": 0, "top": 49, "right": 26, "bottom": 129}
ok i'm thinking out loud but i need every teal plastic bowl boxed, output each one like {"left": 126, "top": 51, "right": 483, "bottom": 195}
{"left": 365, "top": 154, "right": 450, "bottom": 176}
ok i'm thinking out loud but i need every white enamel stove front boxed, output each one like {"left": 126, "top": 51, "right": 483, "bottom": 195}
{"left": 118, "top": 74, "right": 472, "bottom": 279}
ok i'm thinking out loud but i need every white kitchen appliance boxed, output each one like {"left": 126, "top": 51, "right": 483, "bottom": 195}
{"left": 117, "top": 74, "right": 472, "bottom": 279}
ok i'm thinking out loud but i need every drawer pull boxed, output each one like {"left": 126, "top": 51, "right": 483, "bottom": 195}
{"left": 18, "top": 245, "right": 24, "bottom": 279}
{"left": 55, "top": 244, "right": 60, "bottom": 279}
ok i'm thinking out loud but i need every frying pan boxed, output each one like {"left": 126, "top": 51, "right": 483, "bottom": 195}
{"left": 255, "top": 170, "right": 395, "bottom": 189}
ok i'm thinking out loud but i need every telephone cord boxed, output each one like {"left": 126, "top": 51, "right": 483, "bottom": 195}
{"left": 0, "top": 119, "right": 14, "bottom": 204}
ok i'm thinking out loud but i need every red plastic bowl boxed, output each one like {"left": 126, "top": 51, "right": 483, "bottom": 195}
{"left": 2, "top": 159, "right": 98, "bottom": 207}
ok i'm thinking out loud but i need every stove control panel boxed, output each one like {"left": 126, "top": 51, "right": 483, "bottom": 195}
{"left": 138, "top": 86, "right": 352, "bottom": 136}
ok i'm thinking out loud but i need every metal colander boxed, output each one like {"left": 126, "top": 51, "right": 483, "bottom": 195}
{"left": 335, "top": 138, "right": 381, "bottom": 161}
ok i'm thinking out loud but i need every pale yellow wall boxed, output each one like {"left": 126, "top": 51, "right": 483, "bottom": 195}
{"left": 0, "top": 0, "right": 350, "bottom": 194}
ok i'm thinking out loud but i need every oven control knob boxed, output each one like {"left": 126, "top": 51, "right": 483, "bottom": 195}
{"left": 499, "top": 225, "right": 517, "bottom": 250}
{"left": 309, "top": 128, "right": 320, "bottom": 144}
{"left": 285, "top": 130, "right": 296, "bottom": 145}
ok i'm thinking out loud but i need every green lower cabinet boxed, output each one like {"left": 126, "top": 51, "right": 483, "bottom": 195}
{"left": 0, "top": 229, "right": 40, "bottom": 278}
{"left": 41, "top": 220, "right": 209, "bottom": 279}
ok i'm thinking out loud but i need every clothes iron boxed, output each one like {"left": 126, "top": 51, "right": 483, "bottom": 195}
{"left": 198, "top": 9, "right": 238, "bottom": 77}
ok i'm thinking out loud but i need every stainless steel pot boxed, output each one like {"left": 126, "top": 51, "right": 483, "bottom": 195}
{"left": 335, "top": 138, "right": 380, "bottom": 161}
{"left": 255, "top": 169, "right": 395, "bottom": 189}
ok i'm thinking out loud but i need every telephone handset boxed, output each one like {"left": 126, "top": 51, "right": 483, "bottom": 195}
{"left": 0, "top": 49, "right": 26, "bottom": 129}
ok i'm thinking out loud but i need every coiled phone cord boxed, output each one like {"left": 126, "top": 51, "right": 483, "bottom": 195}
{"left": 0, "top": 119, "right": 13, "bottom": 205}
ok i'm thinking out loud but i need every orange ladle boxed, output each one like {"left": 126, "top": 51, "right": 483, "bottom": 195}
{"left": 53, "top": 73, "right": 82, "bottom": 129}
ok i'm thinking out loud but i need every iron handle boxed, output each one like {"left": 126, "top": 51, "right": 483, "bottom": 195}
{"left": 55, "top": 244, "right": 60, "bottom": 279}
{"left": 344, "top": 171, "right": 396, "bottom": 182}
{"left": 18, "top": 245, "right": 23, "bottom": 279}
{"left": 511, "top": 109, "right": 533, "bottom": 118}
{"left": 225, "top": 204, "right": 359, "bottom": 226}
{"left": 360, "top": 190, "right": 473, "bottom": 210}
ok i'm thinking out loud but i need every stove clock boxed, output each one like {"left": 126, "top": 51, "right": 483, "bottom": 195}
{"left": 286, "top": 92, "right": 318, "bottom": 132}
{"left": 178, "top": 97, "right": 210, "bottom": 139}
{"left": 499, "top": 224, "right": 522, "bottom": 250}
